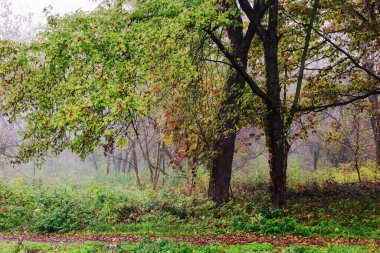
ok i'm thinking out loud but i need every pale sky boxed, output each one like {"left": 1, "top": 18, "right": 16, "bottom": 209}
{"left": 10, "top": 0, "right": 99, "bottom": 25}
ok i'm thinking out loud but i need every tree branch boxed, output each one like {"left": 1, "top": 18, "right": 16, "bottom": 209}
{"left": 205, "top": 29, "right": 272, "bottom": 106}
{"left": 288, "top": 0, "right": 320, "bottom": 124}
{"left": 242, "top": 22, "right": 255, "bottom": 54}
{"left": 298, "top": 89, "right": 380, "bottom": 112}
{"left": 284, "top": 12, "right": 380, "bottom": 81}
{"left": 313, "top": 28, "right": 380, "bottom": 82}
{"left": 200, "top": 58, "right": 232, "bottom": 67}
{"left": 238, "top": 0, "right": 267, "bottom": 40}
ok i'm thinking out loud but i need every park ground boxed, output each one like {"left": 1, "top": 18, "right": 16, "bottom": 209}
{"left": 0, "top": 165, "right": 379, "bottom": 252}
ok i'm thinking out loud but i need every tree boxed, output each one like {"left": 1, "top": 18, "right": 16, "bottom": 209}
{"left": 2, "top": 0, "right": 379, "bottom": 209}
{"left": 0, "top": 0, "right": 39, "bottom": 172}
{"left": 201, "top": 0, "right": 379, "bottom": 207}
{"left": 324, "top": 104, "right": 373, "bottom": 181}
{"left": 322, "top": 0, "right": 379, "bottom": 167}
{"left": 369, "top": 95, "right": 380, "bottom": 168}
{"left": 1, "top": 4, "right": 150, "bottom": 162}
{"left": 0, "top": 0, "right": 36, "bottom": 41}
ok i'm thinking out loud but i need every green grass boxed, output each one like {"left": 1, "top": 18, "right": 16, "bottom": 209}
{"left": 1, "top": 162, "right": 379, "bottom": 243}
{"left": 0, "top": 178, "right": 379, "bottom": 239}
{"left": 0, "top": 240, "right": 378, "bottom": 253}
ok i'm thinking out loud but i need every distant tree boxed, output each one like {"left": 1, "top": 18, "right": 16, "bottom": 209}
{"left": 0, "top": 0, "right": 36, "bottom": 41}
{"left": 325, "top": 104, "right": 374, "bottom": 181}
{"left": 325, "top": 0, "right": 379, "bottom": 168}
{"left": 368, "top": 95, "right": 380, "bottom": 168}
{"left": 0, "top": 0, "right": 38, "bottom": 169}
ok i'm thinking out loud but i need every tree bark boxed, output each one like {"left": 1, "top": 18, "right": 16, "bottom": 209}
{"left": 91, "top": 150, "right": 99, "bottom": 170}
{"left": 208, "top": 134, "right": 237, "bottom": 205}
{"left": 265, "top": 110, "right": 290, "bottom": 209}
{"left": 207, "top": 0, "right": 249, "bottom": 206}
{"left": 262, "top": 0, "right": 289, "bottom": 209}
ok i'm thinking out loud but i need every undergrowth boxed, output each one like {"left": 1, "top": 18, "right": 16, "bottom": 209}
{"left": 0, "top": 177, "right": 379, "bottom": 239}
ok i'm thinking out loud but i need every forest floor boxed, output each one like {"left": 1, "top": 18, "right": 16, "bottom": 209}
{"left": 1, "top": 233, "right": 379, "bottom": 246}
{"left": 1, "top": 172, "right": 379, "bottom": 252}
{"left": 0, "top": 233, "right": 379, "bottom": 252}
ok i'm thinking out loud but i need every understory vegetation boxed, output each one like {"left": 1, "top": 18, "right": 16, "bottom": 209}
{"left": 1, "top": 166, "right": 379, "bottom": 240}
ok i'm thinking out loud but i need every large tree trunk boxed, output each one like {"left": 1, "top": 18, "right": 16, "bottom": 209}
{"left": 265, "top": 110, "right": 290, "bottom": 209}
{"left": 369, "top": 95, "right": 380, "bottom": 168}
{"left": 208, "top": 134, "right": 237, "bottom": 206}
{"left": 208, "top": 67, "right": 245, "bottom": 205}
{"left": 262, "top": 0, "right": 289, "bottom": 208}
{"left": 207, "top": 0, "right": 248, "bottom": 206}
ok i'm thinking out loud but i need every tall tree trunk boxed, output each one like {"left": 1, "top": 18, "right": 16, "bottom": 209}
{"left": 162, "top": 145, "right": 166, "bottom": 186}
{"left": 207, "top": 1, "right": 248, "bottom": 205}
{"left": 262, "top": 0, "right": 289, "bottom": 208}
{"left": 208, "top": 134, "right": 237, "bottom": 205}
{"left": 312, "top": 146, "right": 320, "bottom": 171}
{"left": 265, "top": 110, "right": 290, "bottom": 209}
{"left": 131, "top": 139, "right": 142, "bottom": 188}
{"left": 112, "top": 155, "right": 118, "bottom": 172}
{"left": 138, "top": 128, "right": 154, "bottom": 183}
{"left": 369, "top": 95, "right": 380, "bottom": 168}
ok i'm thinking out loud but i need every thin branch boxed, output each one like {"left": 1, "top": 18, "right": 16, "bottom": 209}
{"left": 285, "top": 12, "right": 380, "bottom": 81}
{"left": 298, "top": 89, "right": 380, "bottom": 112}
{"left": 313, "top": 28, "right": 380, "bottom": 81}
{"left": 242, "top": 22, "right": 256, "bottom": 54}
{"left": 200, "top": 58, "right": 232, "bottom": 67}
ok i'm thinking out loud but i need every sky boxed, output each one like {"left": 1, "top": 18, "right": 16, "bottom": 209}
{"left": 10, "top": 0, "right": 98, "bottom": 25}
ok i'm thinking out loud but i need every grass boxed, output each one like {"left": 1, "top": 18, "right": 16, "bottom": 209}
{"left": 0, "top": 161, "right": 379, "bottom": 252}
{"left": 0, "top": 177, "right": 379, "bottom": 239}
{"left": 0, "top": 240, "right": 378, "bottom": 253}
